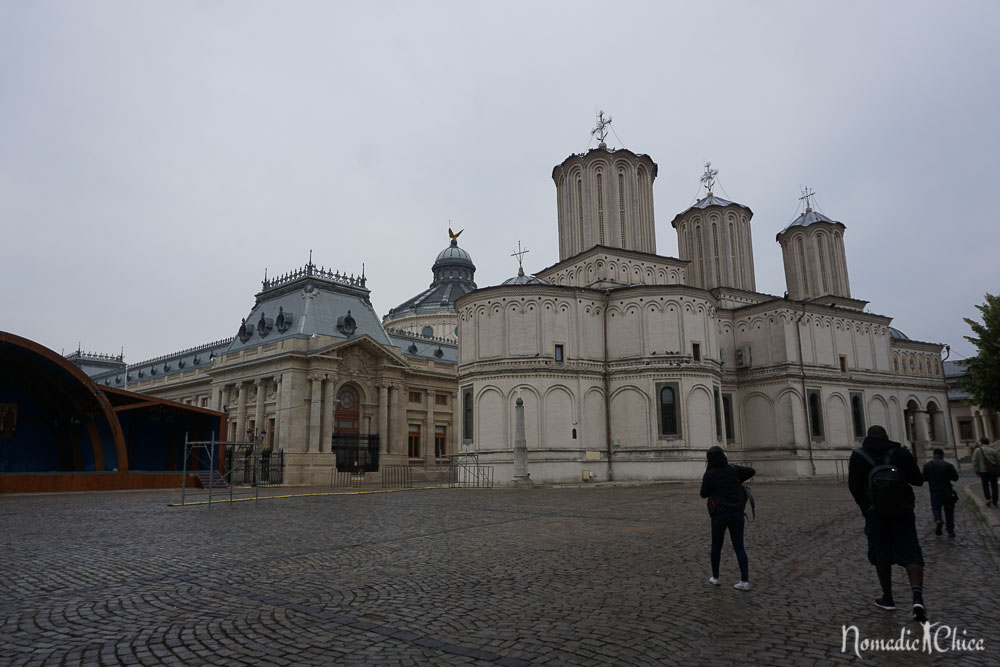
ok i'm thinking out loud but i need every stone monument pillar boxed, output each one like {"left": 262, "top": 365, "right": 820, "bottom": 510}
{"left": 511, "top": 397, "right": 532, "bottom": 487}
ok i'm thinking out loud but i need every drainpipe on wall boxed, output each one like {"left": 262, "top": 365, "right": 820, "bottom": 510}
{"left": 795, "top": 300, "right": 817, "bottom": 476}
{"left": 603, "top": 289, "right": 614, "bottom": 481}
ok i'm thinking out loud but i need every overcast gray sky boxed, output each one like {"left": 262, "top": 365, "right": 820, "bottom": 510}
{"left": 2, "top": 1, "right": 997, "bottom": 364}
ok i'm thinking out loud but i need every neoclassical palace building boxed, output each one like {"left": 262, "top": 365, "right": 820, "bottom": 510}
{"left": 69, "top": 120, "right": 950, "bottom": 486}
{"left": 85, "top": 250, "right": 468, "bottom": 484}
{"left": 455, "top": 121, "right": 950, "bottom": 483}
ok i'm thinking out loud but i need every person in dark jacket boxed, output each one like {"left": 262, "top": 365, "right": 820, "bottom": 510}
{"left": 848, "top": 425, "right": 927, "bottom": 622}
{"left": 700, "top": 446, "right": 755, "bottom": 590}
{"left": 922, "top": 448, "right": 959, "bottom": 537}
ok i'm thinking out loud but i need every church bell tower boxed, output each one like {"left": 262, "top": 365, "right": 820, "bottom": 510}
{"left": 551, "top": 112, "right": 658, "bottom": 261}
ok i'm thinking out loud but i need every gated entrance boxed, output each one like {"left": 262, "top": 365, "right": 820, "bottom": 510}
{"left": 332, "top": 433, "right": 380, "bottom": 472}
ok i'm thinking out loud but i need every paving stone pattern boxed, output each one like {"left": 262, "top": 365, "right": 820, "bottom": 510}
{"left": 2, "top": 478, "right": 999, "bottom": 666}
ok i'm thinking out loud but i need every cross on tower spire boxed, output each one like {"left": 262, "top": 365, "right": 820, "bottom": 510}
{"left": 700, "top": 161, "right": 719, "bottom": 196}
{"left": 799, "top": 186, "right": 816, "bottom": 212}
{"left": 511, "top": 241, "right": 530, "bottom": 277}
{"left": 591, "top": 110, "right": 613, "bottom": 147}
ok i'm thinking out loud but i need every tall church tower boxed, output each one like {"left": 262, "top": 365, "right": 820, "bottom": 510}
{"left": 776, "top": 189, "right": 851, "bottom": 301}
{"left": 551, "top": 112, "right": 658, "bottom": 261}
{"left": 670, "top": 163, "right": 756, "bottom": 291}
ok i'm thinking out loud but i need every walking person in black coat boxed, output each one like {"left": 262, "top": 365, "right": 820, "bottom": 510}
{"left": 700, "top": 445, "right": 755, "bottom": 590}
{"left": 922, "top": 448, "right": 959, "bottom": 537}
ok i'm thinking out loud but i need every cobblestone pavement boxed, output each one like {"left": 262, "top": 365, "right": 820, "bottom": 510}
{"left": 2, "top": 476, "right": 999, "bottom": 666}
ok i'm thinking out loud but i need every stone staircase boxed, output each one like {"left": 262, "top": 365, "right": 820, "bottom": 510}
{"left": 192, "top": 471, "right": 229, "bottom": 489}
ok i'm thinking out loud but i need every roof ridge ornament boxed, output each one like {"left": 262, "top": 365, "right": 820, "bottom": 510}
{"left": 591, "top": 110, "right": 612, "bottom": 148}
{"left": 511, "top": 241, "right": 530, "bottom": 277}
{"left": 800, "top": 186, "right": 816, "bottom": 213}
{"left": 700, "top": 161, "right": 718, "bottom": 197}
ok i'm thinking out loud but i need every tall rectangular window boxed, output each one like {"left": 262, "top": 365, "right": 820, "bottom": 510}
{"left": 435, "top": 394, "right": 448, "bottom": 406}
{"left": 462, "top": 386, "right": 474, "bottom": 441}
{"left": 656, "top": 382, "right": 682, "bottom": 437}
{"left": 554, "top": 344, "right": 564, "bottom": 362}
{"left": 850, "top": 392, "right": 865, "bottom": 439}
{"left": 808, "top": 389, "right": 824, "bottom": 439}
{"left": 959, "top": 420, "right": 974, "bottom": 441}
{"left": 722, "top": 393, "right": 735, "bottom": 442}
{"left": 408, "top": 424, "right": 421, "bottom": 458}
{"left": 435, "top": 425, "right": 446, "bottom": 457}
{"left": 692, "top": 342, "right": 702, "bottom": 362}
{"left": 839, "top": 355, "right": 848, "bottom": 373}
{"left": 713, "top": 387, "right": 722, "bottom": 441}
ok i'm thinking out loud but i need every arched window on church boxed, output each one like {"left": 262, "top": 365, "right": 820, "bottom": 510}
{"left": 712, "top": 223, "right": 721, "bottom": 287}
{"left": 659, "top": 386, "right": 678, "bottom": 435}
{"left": 796, "top": 236, "right": 810, "bottom": 298}
{"left": 728, "top": 222, "right": 738, "bottom": 286}
{"left": 808, "top": 390, "right": 824, "bottom": 439}
{"left": 695, "top": 225, "right": 706, "bottom": 288}
{"left": 816, "top": 233, "right": 829, "bottom": 293}
{"left": 893, "top": 354, "right": 900, "bottom": 373}
{"left": 576, "top": 177, "right": 584, "bottom": 248}
{"left": 851, "top": 394, "right": 866, "bottom": 439}
{"left": 596, "top": 171, "right": 605, "bottom": 245}
{"left": 618, "top": 172, "right": 627, "bottom": 249}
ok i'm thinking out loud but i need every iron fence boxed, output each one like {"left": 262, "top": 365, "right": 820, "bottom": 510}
{"left": 331, "top": 470, "right": 365, "bottom": 488}
{"left": 381, "top": 465, "right": 412, "bottom": 488}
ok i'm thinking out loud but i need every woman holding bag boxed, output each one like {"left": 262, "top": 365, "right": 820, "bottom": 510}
{"left": 700, "top": 445, "right": 756, "bottom": 590}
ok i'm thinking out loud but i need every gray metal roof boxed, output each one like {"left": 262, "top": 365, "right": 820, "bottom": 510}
{"left": 779, "top": 209, "right": 843, "bottom": 234}
{"left": 501, "top": 268, "right": 550, "bottom": 286}
{"left": 91, "top": 338, "right": 233, "bottom": 388}
{"left": 670, "top": 194, "right": 752, "bottom": 227}
{"left": 227, "top": 261, "right": 390, "bottom": 353}
{"left": 386, "top": 239, "right": 477, "bottom": 319}
{"left": 387, "top": 331, "right": 458, "bottom": 364}
{"left": 889, "top": 327, "right": 910, "bottom": 341}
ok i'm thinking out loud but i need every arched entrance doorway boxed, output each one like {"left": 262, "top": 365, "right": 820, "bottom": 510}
{"left": 335, "top": 385, "right": 360, "bottom": 437}
{"left": 331, "top": 385, "right": 379, "bottom": 472}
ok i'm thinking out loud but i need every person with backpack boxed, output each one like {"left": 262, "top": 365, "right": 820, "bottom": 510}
{"left": 848, "top": 425, "right": 927, "bottom": 622}
{"left": 922, "top": 448, "right": 959, "bottom": 537}
{"left": 700, "top": 445, "right": 755, "bottom": 590}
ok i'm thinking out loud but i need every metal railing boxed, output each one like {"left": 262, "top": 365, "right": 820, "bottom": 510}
{"left": 449, "top": 452, "right": 494, "bottom": 488}
{"left": 331, "top": 470, "right": 365, "bottom": 488}
{"left": 180, "top": 435, "right": 284, "bottom": 506}
{"left": 381, "top": 465, "right": 412, "bottom": 489}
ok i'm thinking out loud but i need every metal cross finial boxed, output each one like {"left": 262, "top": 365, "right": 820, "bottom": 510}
{"left": 511, "top": 241, "right": 530, "bottom": 275}
{"left": 799, "top": 186, "right": 816, "bottom": 211}
{"left": 700, "top": 161, "right": 719, "bottom": 194}
{"left": 591, "top": 110, "right": 613, "bottom": 145}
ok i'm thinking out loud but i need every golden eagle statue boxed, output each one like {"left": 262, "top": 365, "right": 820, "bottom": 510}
{"left": 448, "top": 227, "right": 464, "bottom": 242}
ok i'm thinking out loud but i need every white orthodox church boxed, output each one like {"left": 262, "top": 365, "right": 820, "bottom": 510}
{"left": 454, "top": 116, "right": 950, "bottom": 483}
{"left": 68, "top": 117, "right": 951, "bottom": 487}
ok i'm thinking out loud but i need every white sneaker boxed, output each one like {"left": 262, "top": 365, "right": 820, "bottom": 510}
{"left": 733, "top": 581, "right": 751, "bottom": 591}
{"left": 707, "top": 577, "right": 719, "bottom": 586}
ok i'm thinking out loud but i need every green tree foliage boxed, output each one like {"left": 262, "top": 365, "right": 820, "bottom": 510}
{"left": 960, "top": 293, "right": 1000, "bottom": 412}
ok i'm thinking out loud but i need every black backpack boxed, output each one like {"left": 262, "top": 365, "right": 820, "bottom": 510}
{"left": 854, "top": 446, "right": 909, "bottom": 518}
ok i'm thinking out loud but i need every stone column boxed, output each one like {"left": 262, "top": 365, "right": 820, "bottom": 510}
{"left": 210, "top": 385, "right": 223, "bottom": 413}
{"left": 235, "top": 382, "right": 248, "bottom": 441}
{"left": 391, "top": 384, "right": 406, "bottom": 456}
{"left": 254, "top": 378, "right": 267, "bottom": 441}
{"left": 220, "top": 384, "right": 233, "bottom": 440}
{"left": 378, "top": 384, "right": 389, "bottom": 456}
{"left": 322, "top": 376, "right": 336, "bottom": 453}
{"left": 308, "top": 375, "right": 323, "bottom": 453}
{"left": 272, "top": 376, "right": 282, "bottom": 449}
{"left": 424, "top": 389, "right": 435, "bottom": 466}
{"left": 512, "top": 397, "right": 532, "bottom": 487}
